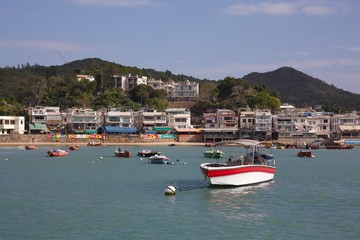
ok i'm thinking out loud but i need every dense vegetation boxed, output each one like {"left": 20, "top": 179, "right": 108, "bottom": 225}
{"left": 1, "top": 58, "right": 359, "bottom": 121}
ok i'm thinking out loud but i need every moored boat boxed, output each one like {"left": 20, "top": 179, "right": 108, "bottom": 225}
{"left": 47, "top": 149, "right": 69, "bottom": 157}
{"left": 203, "top": 148, "right": 225, "bottom": 158}
{"left": 325, "top": 144, "right": 353, "bottom": 150}
{"left": 69, "top": 145, "right": 79, "bottom": 150}
{"left": 137, "top": 149, "right": 161, "bottom": 157}
{"left": 115, "top": 147, "right": 132, "bottom": 158}
{"left": 200, "top": 139, "right": 276, "bottom": 187}
{"left": 25, "top": 145, "right": 38, "bottom": 150}
{"left": 297, "top": 150, "right": 315, "bottom": 158}
{"left": 87, "top": 141, "right": 102, "bottom": 147}
{"left": 149, "top": 154, "right": 170, "bottom": 164}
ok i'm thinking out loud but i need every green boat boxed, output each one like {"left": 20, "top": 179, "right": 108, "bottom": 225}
{"left": 203, "top": 149, "right": 225, "bottom": 158}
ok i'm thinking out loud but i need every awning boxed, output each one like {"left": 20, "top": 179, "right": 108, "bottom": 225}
{"left": 86, "top": 129, "right": 97, "bottom": 134}
{"left": 339, "top": 125, "right": 360, "bottom": 131}
{"left": 153, "top": 127, "right": 173, "bottom": 132}
{"left": 102, "top": 126, "right": 137, "bottom": 133}
{"left": 28, "top": 123, "right": 50, "bottom": 132}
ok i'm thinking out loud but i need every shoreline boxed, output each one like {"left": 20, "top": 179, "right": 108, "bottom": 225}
{"left": 0, "top": 142, "right": 206, "bottom": 147}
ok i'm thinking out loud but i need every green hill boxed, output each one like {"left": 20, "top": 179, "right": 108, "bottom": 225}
{"left": 1, "top": 59, "right": 360, "bottom": 115}
{"left": 242, "top": 67, "right": 360, "bottom": 111}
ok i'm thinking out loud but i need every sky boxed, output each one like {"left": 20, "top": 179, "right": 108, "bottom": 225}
{"left": 1, "top": 0, "right": 360, "bottom": 94}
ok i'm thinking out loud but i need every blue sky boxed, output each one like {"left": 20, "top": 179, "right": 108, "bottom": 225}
{"left": 1, "top": 0, "right": 360, "bottom": 93}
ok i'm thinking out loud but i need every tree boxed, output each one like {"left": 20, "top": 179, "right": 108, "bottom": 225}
{"left": 144, "top": 98, "right": 168, "bottom": 111}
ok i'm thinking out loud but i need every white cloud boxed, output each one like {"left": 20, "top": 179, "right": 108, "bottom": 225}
{"left": 224, "top": 1, "right": 337, "bottom": 16}
{"left": 0, "top": 39, "right": 87, "bottom": 51}
{"left": 337, "top": 45, "right": 360, "bottom": 53}
{"left": 69, "top": 0, "right": 153, "bottom": 7}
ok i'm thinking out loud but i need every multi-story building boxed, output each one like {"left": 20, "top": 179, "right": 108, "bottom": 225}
{"left": 28, "top": 106, "right": 61, "bottom": 133}
{"left": 63, "top": 107, "right": 102, "bottom": 134}
{"left": 330, "top": 111, "right": 359, "bottom": 139}
{"left": 109, "top": 74, "right": 148, "bottom": 91}
{"left": 238, "top": 107, "right": 255, "bottom": 138}
{"left": 147, "top": 79, "right": 164, "bottom": 90}
{"left": 172, "top": 80, "right": 199, "bottom": 102}
{"left": 166, "top": 108, "right": 191, "bottom": 129}
{"left": 135, "top": 109, "right": 167, "bottom": 132}
{"left": 100, "top": 107, "right": 137, "bottom": 134}
{"left": 202, "top": 109, "right": 238, "bottom": 142}
{"left": 0, "top": 116, "right": 25, "bottom": 135}
{"left": 109, "top": 75, "right": 127, "bottom": 90}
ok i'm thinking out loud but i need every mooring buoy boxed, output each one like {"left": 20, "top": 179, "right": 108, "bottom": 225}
{"left": 165, "top": 185, "right": 176, "bottom": 195}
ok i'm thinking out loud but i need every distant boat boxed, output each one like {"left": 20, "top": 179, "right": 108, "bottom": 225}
{"left": 87, "top": 141, "right": 102, "bottom": 147}
{"left": 137, "top": 149, "right": 161, "bottom": 157}
{"left": 47, "top": 149, "right": 69, "bottom": 157}
{"left": 203, "top": 148, "right": 225, "bottom": 158}
{"left": 69, "top": 145, "right": 79, "bottom": 150}
{"left": 115, "top": 147, "right": 132, "bottom": 158}
{"left": 25, "top": 145, "right": 38, "bottom": 150}
{"left": 325, "top": 145, "right": 353, "bottom": 150}
{"left": 149, "top": 154, "right": 170, "bottom": 164}
{"left": 297, "top": 150, "right": 315, "bottom": 158}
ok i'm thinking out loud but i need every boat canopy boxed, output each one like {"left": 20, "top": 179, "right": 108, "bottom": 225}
{"left": 214, "top": 139, "right": 261, "bottom": 147}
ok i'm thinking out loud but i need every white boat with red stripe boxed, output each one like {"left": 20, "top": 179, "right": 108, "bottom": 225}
{"left": 200, "top": 139, "right": 276, "bottom": 187}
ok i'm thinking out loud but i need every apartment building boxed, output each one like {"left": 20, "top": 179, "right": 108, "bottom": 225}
{"left": 63, "top": 107, "right": 102, "bottom": 134}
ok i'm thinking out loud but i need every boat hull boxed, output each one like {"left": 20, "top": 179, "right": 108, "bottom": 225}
{"left": 200, "top": 163, "right": 276, "bottom": 187}
{"left": 115, "top": 151, "right": 132, "bottom": 158}
{"left": 47, "top": 150, "right": 68, "bottom": 157}
{"left": 203, "top": 151, "right": 224, "bottom": 158}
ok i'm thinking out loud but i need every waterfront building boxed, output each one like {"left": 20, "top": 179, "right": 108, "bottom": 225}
{"left": 0, "top": 116, "right": 25, "bottom": 135}
{"left": 27, "top": 106, "right": 60, "bottom": 133}
{"left": 63, "top": 107, "right": 102, "bottom": 134}
{"left": 100, "top": 107, "right": 137, "bottom": 134}
{"left": 202, "top": 109, "right": 238, "bottom": 143}
{"left": 166, "top": 108, "right": 192, "bottom": 130}
{"left": 238, "top": 107, "right": 255, "bottom": 139}
{"left": 135, "top": 109, "right": 167, "bottom": 133}
{"left": 330, "top": 111, "right": 360, "bottom": 139}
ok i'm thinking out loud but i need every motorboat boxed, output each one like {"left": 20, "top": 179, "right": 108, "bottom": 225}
{"left": 25, "top": 145, "right": 38, "bottom": 150}
{"left": 149, "top": 154, "right": 170, "bottom": 164}
{"left": 325, "top": 144, "right": 353, "bottom": 150}
{"left": 200, "top": 139, "right": 276, "bottom": 187}
{"left": 115, "top": 147, "right": 132, "bottom": 158}
{"left": 69, "top": 145, "right": 79, "bottom": 150}
{"left": 203, "top": 148, "right": 225, "bottom": 158}
{"left": 297, "top": 150, "right": 315, "bottom": 158}
{"left": 137, "top": 149, "right": 162, "bottom": 157}
{"left": 87, "top": 141, "right": 102, "bottom": 146}
{"left": 47, "top": 149, "right": 69, "bottom": 157}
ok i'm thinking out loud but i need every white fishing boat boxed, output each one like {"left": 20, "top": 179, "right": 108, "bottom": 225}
{"left": 200, "top": 139, "right": 276, "bottom": 187}
{"left": 149, "top": 154, "right": 170, "bottom": 164}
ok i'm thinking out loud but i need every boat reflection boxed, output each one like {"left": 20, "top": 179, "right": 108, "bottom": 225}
{"left": 204, "top": 181, "right": 275, "bottom": 220}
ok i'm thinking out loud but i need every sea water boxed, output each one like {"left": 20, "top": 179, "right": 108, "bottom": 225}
{"left": 1, "top": 145, "right": 360, "bottom": 240}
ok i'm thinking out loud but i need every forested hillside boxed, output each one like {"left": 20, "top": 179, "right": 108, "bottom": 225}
{"left": 243, "top": 67, "right": 360, "bottom": 112}
{"left": 0, "top": 58, "right": 359, "bottom": 118}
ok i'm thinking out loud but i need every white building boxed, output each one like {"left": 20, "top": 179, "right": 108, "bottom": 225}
{"left": 0, "top": 116, "right": 25, "bottom": 135}
{"left": 166, "top": 108, "right": 191, "bottom": 129}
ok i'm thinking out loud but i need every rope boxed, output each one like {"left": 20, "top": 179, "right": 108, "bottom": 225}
{"left": 175, "top": 177, "right": 208, "bottom": 191}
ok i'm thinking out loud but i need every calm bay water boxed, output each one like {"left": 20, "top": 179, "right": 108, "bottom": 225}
{"left": 1, "top": 145, "right": 360, "bottom": 240}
